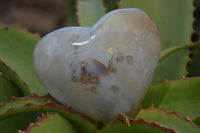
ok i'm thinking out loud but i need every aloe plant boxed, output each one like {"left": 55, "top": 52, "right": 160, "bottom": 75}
{"left": 0, "top": 0, "right": 200, "bottom": 132}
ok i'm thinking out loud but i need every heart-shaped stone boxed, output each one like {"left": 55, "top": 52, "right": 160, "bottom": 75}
{"left": 33, "top": 8, "right": 161, "bottom": 121}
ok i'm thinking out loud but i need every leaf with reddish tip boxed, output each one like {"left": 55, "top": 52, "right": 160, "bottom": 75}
{"left": 142, "top": 77, "right": 200, "bottom": 120}
{"left": 0, "top": 74, "right": 37, "bottom": 133}
{"left": 66, "top": 0, "right": 78, "bottom": 26}
{"left": 0, "top": 102, "right": 96, "bottom": 133}
{"left": 0, "top": 94, "right": 58, "bottom": 114}
{"left": 0, "top": 113, "right": 37, "bottom": 133}
{"left": 0, "top": 73, "right": 23, "bottom": 102}
{"left": 21, "top": 113, "right": 75, "bottom": 133}
{"left": 119, "top": 0, "right": 193, "bottom": 84}
{"left": 135, "top": 105, "right": 200, "bottom": 133}
{"left": 98, "top": 113, "right": 177, "bottom": 133}
{"left": 77, "top": 0, "right": 105, "bottom": 26}
{"left": 0, "top": 24, "right": 47, "bottom": 95}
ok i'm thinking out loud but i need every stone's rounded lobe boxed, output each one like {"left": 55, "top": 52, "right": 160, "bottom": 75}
{"left": 33, "top": 8, "right": 161, "bottom": 121}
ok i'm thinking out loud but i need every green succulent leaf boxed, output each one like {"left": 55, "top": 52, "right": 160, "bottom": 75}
{"left": 159, "top": 41, "right": 200, "bottom": 62}
{"left": 0, "top": 114, "right": 37, "bottom": 133}
{"left": 98, "top": 114, "right": 177, "bottom": 133}
{"left": 66, "top": 0, "right": 78, "bottom": 26}
{"left": 0, "top": 94, "right": 57, "bottom": 114}
{"left": 20, "top": 113, "right": 75, "bottom": 133}
{"left": 193, "top": 116, "right": 200, "bottom": 125}
{"left": 0, "top": 74, "right": 36, "bottom": 133}
{"left": 188, "top": 45, "right": 200, "bottom": 77}
{"left": 0, "top": 24, "right": 47, "bottom": 95}
{"left": 103, "top": 0, "right": 120, "bottom": 12}
{"left": 97, "top": 123, "right": 173, "bottom": 133}
{"left": 77, "top": 0, "right": 105, "bottom": 26}
{"left": 142, "top": 77, "right": 200, "bottom": 120}
{"left": 0, "top": 73, "right": 23, "bottom": 102}
{"left": 119, "top": 0, "right": 194, "bottom": 84}
{"left": 135, "top": 105, "right": 200, "bottom": 133}
{"left": 0, "top": 102, "right": 95, "bottom": 133}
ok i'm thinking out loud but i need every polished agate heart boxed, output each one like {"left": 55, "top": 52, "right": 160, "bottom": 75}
{"left": 33, "top": 8, "right": 161, "bottom": 121}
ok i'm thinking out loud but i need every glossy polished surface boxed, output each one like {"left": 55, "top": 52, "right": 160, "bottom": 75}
{"left": 34, "top": 9, "right": 161, "bottom": 121}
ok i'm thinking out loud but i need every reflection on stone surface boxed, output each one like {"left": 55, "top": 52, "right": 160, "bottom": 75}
{"left": 34, "top": 8, "right": 161, "bottom": 121}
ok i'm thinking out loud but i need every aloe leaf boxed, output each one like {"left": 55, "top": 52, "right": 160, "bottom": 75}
{"left": 0, "top": 94, "right": 57, "bottom": 114}
{"left": 159, "top": 41, "right": 200, "bottom": 62}
{"left": 135, "top": 105, "right": 200, "bottom": 133}
{"left": 0, "top": 24, "right": 47, "bottom": 95}
{"left": 188, "top": 0, "right": 200, "bottom": 77}
{"left": 77, "top": 0, "right": 105, "bottom": 26}
{"left": 0, "top": 73, "right": 23, "bottom": 102}
{"left": 188, "top": 45, "right": 200, "bottom": 77}
{"left": 193, "top": 116, "right": 200, "bottom": 125}
{"left": 19, "top": 113, "right": 75, "bottom": 133}
{"left": 0, "top": 74, "right": 36, "bottom": 133}
{"left": 103, "top": 0, "right": 120, "bottom": 12}
{"left": 0, "top": 114, "right": 37, "bottom": 133}
{"left": 66, "top": 0, "right": 78, "bottom": 26}
{"left": 0, "top": 102, "right": 95, "bottom": 133}
{"left": 119, "top": 0, "right": 194, "bottom": 84}
{"left": 98, "top": 114, "right": 177, "bottom": 133}
{"left": 142, "top": 77, "right": 200, "bottom": 120}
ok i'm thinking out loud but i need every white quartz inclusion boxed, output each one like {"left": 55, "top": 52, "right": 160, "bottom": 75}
{"left": 33, "top": 8, "right": 161, "bottom": 121}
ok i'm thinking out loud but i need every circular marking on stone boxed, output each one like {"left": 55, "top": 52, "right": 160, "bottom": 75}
{"left": 126, "top": 55, "right": 134, "bottom": 65}
{"left": 72, "top": 69, "right": 76, "bottom": 73}
{"left": 110, "top": 85, "right": 120, "bottom": 93}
